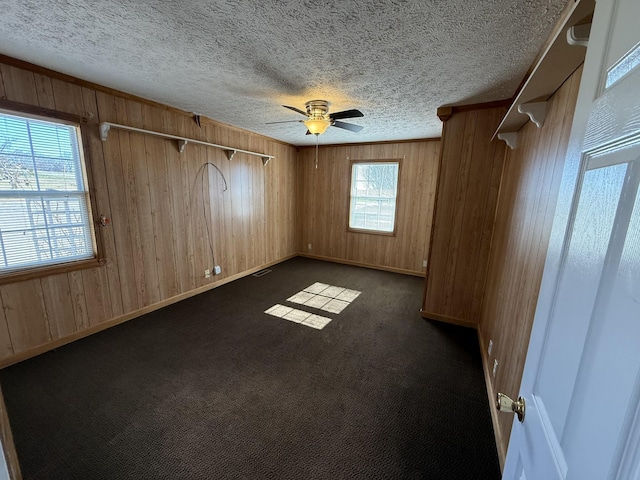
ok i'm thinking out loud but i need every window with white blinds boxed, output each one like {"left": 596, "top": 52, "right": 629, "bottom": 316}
{"left": 0, "top": 110, "right": 95, "bottom": 275}
{"left": 349, "top": 161, "right": 400, "bottom": 234}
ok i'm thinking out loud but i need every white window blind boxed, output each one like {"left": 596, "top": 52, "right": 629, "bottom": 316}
{"left": 0, "top": 110, "right": 95, "bottom": 274}
{"left": 349, "top": 162, "right": 399, "bottom": 233}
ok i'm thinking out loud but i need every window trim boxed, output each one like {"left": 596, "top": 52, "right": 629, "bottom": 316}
{"left": 0, "top": 99, "right": 105, "bottom": 285}
{"left": 347, "top": 159, "right": 402, "bottom": 236}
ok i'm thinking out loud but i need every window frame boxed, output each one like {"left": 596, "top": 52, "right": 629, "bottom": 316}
{"left": 0, "top": 99, "right": 105, "bottom": 285}
{"left": 347, "top": 159, "right": 402, "bottom": 236}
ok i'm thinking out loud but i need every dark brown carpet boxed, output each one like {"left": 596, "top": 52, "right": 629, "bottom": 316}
{"left": 0, "top": 257, "right": 500, "bottom": 479}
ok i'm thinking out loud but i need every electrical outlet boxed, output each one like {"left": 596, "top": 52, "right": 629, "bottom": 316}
{"left": 488, "top": 340, "right": 493, "bottom": 356}
{"left": 422, "top": 259, "right": 428, "bottom": 268}
{"left": 204, "top": 269, "right": 211, "bottom": 278}
{"left": 308, "top": 243, "right": 312, "bottom": 250}
{"left": 214, "top": 265, "right": 221, "bottom": 275}
{"left": 492, "top": 359, "right": 498, "bottom": 378}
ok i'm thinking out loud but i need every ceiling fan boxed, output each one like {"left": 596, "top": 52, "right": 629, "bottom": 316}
{"left": 267, "top": 100, "right": 364, "bottom": 136}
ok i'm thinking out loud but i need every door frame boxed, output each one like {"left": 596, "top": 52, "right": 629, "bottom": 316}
{"left": 0, "top": 386, "right": 20, "bottom": 480}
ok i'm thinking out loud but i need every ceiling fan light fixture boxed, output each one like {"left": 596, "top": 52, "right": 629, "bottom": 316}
{"left": 304, "top": 118, "right": 331, "bottom": 135}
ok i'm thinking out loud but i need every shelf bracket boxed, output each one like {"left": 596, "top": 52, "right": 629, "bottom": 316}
{"left": 99, "top": 123, "right": 111, "bottom": 141}
{"left": 518, "top": 102, "right": 548, "bottom": 129}
{"left": 177, "top": 140, "right": 188, "bottom": 153}
{"left": 567, "top": 23, "right": 591, "bottom": 48}
{"left": 225, "top": 150, "right": 237, "bottom": 161}
{"left": 498, "top": 132, "right": 518, "bottom": 150}
{"left": 261, "top": 156, "right": 271, "bottom": 166}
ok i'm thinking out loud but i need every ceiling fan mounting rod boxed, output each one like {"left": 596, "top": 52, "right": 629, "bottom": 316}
{"left": 305, "top": 100, "right": 330, "bottom": 119}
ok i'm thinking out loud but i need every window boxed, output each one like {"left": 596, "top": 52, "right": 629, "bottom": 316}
{"left": 349, "top": 161, "right": 400, "bottom": 234}
{"left": 0, "top": 109, "right": 96, "bottom": 276}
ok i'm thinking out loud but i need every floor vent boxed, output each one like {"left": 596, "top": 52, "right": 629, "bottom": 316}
{"left": 253, "top": 269, "right": 272, "bottom": 277}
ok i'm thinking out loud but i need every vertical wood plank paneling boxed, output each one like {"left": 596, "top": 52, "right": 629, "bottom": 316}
{"left": 176, "top": 116, "right": 198, "bottom": 290}
{"left": 206, "top": 157, "right": 221, "bottom": 277}
{"left": 81, "top": 267, "right": 112, "bottom": 326}
{"left": 68, "top": 270, "right": 89, "bottom": 331}
{"left": 74, "top": 106, "right": 115, "bottom": 326}
{"left": 264, "top": 148, "right": 278, "bottom": 263}
{"left": 460, "top": 107, "right": 504, "bottom": 322}
{"left": 0, "top": 298, "right": 13, "bottom": 361}
{"left": 115, "top": 97, "right": 150, "bottom": 308}
{"left": 214, "top": 127, "right": 234, "bottom": 278}
{"left": 0, "top": 69, "right": 6, "bottom": 98}
{"left": 282, "top": 143, "right": 297, "bottom": 258}
{"left": 442, "top": 111, "right": 478, "bottom": 315}
{"left": 244, "top": 152, "right": 256, "bottom": 271}
{"left": 51, "top": 78, "right": 85, "bottom": 117}
{"left": 297, "top": 140, "right": 439, "bottom": 274}
{"left": 253, "top": 139, "right": 267, "bottom": 266}
{"left": 228, "top": 131, "right": 247, "bottom": 274}
{"left": 0, "top": 60, "right": 297, "bottom": 364}
{"left": 269, "top": 144, "right": 290, "bottom": 261}
{"left": 162, "top": 111, "right": 191, "bottom": 293}
{"left": 82, "top": 87, "right": 124, "bottom": 317}
{"left": 142, "top": 104, "right": 179, "bottom": 299}
{"left": 1, "top": 280, "right": 50, "bottom": 351}
{"left": 33, "top": 74, "right": 55, "bottom": 109}
{"left": 0, "top": 65, "right": 37, "bottom": 103}
{"left": 219, "top": 150, "right": 234, "bottom": 271}
{"left": 189, "top": 145, "right": 209, "bottom": 286}
{"left": 122, "top": 137, "right": 149, "bottom": 306}
{"left": 478, "top": 66, "right": 583, "bottom": 457}
{"left": 471, "top": 133, "right": 507, "bottom": 320}
{"left": 425, "top": 114, "right": 466, "bottom": 307}
{"left": 127, "top": 101, "right": 161, "bottom": 305}
{"left": 95, "top": 92, "right": 140, "bottom": 312}
{"left": 422, "top": 106, "right": 507, "bottom": 326}
{"left": 40, "top": 273, "right": 76, "bottom": 339}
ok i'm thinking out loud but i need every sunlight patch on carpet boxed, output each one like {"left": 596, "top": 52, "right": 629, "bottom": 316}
{"left": 264, "top": 304, "right": 332, "bottom": 330}
{"left": 287, "top": 282, "right": 361, "bottom": 314}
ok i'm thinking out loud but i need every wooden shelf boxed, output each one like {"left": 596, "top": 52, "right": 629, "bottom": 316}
{"left": 99, "top": 122, "right": 275, "bottom": 165}
{"left": 493, "top": 0, "right": 595, "bottom": 142}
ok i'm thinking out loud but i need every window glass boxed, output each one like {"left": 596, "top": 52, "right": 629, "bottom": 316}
{"left": 0, "top": 110, "right": 95, "bottom": 274}
{"left": 349, "top": 161, "right": 399, "bottom": 233}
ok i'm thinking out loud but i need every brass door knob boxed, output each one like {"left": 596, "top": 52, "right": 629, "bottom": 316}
{"left": 496, "top": 392, "right": 526, "bottom": 423}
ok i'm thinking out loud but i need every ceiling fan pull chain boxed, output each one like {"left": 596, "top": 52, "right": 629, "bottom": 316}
{"left": 315, "top": 135, "right": 319, "bottom": 169}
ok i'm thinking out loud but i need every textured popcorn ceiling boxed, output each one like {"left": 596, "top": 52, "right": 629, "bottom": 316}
{"left": 0, "top": 0, "right": 567, "bottom": 146}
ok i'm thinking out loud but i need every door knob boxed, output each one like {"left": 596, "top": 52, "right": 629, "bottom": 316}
{"left": 496, "top": 392, "right": 526, "bottom": 423}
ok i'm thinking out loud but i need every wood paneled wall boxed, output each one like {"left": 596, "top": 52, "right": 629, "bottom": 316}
{"left": 296, "top": 141, "right": 440, "bottom": 275}
{"left": 0, "top": 61, "right": 297, "bottom": 366}
{"left": 422, "top": 106, "right": 507, "bottom": 326}
{"left": 478, "top": 66, "right": 583, "bottom": 463}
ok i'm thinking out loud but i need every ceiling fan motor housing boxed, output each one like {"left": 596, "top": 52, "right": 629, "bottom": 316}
{"left": 305, "top": 100, "right": 330, "bottom": 119}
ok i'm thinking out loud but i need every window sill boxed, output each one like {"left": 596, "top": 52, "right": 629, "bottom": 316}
{"left": 348, "top": 227, "right": 396, "bottom": 237}
{"left": 0, "top": 257, "right": 106, "bottom": 286}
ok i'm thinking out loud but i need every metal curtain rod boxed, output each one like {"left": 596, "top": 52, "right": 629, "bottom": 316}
{"left": 98, "top": 122, "right": 274, "bottom": 165}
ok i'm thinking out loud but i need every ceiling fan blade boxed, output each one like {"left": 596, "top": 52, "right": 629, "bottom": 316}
{"left": 265, "top": 120, "right": 303, "bottom": 124}
{"left": 332, "top": 120, "right": 364, "bottom": 133}
{"left": 283, "top": 105, "right": 308, "bottom": 117}
{"left": 329, "top": 109, "right": 364, "bottom": 120}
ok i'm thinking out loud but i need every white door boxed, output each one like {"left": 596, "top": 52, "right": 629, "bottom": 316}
{"left": 0, "top": 442, "right": 9, "bottom": 480}
{"left": 0, "top": 440, "right": 8, "bottom": 480}
{"left": 502, "top": 0, "right": 640, "bottom": 479}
